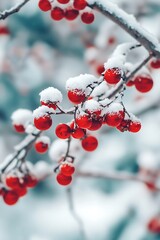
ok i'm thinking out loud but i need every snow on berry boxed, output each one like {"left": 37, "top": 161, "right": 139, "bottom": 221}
{"left": 66, "top": 74, "right": 97, "bottom": 93}
{"left": 84, "top": 99, "right": 102, "bottom": 115}
{"left": 11, "top": 109, "right": 33, "bottom": 129}
{"left": 33, "top": 106, "right": 55, "bottom": 119}
{"left": 39, "top": 87, "right": 63, "bottom": 104}
{"left": 35, "top": 136, "right": 50, "bottom": 153}
{"left": 104, "top": 55, "right": 126, "bottom": 71}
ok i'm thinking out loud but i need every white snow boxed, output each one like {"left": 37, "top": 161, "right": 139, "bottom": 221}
{"left": 11, "top": 109, "right": 32, "bottom": 126}
{"left": 39, "top": 87, "right": 63, "bottom": 103}
{"left": 36, "top": 136, "right": 50, "bottom": 145}
{"left": 66, "top": 74, "right": 97, "bottom": 92}
{"left": 33, "top": 106, "right": 55, "bottom": 119}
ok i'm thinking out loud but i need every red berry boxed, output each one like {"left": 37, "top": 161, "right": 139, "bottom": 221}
{"left": 3, "top": 190, "right": 19, "bottom": 205}
{"left": 41, "top": 101, "right": 57, "bottom": 110}
{"left": 104, "top": 110, "right": 124, "bottom": 127}
{"left": 38, "top": 0, "right": 52, "bottom": 12}
{"left": 25, "top": 175, "right": 38, "bottom": 188}
{"left": 81, "top": 136, "right": 98, "bottom": 151}
{"left": 13, "top": 124, "right": 25, "bottom": 133}
{"left": 68, "top": 90, "right": 86, "bottom": 104}
{"left": 104, "top": 68, "right": 122, "bottom": 84}
{"left": 65, "top": 9, "right": 79, "bottom": 21}
{"left": 73, "top": 0, "right": 87, "bottom": 10}
{"left": 55, "top": 123, "right": 71, "bottom": 139}
{"left": 60, "top": 163, "right": 75, "bottom": 176}
{"left": 150, "top": 59, "right": 160, "bottom": 69}
{"left": 128, "top": 120, "right": 141, "bottom": 133}
{"left": 145, "top": 182, "right": 157, "bottom": 192}
{"left": 15, "top": 187, "right": 27, "bottom": 197}
{"left": 51, "top": 7, "right": 64, "bottom": 21}
{"left": 57, "top": 0, "right": 70, "bottom": 3}
{"left": 134, "top": 75, "right": 153, "bottom": 93}
{"left": 108, "top": 36, "right": 116, "bottom": 45}
{"left": 117, "top": 119, "right": 130, "bottom": 132}
{"left": 6, "top": 176, "right": 21, "bottom": 189}
{"left": 76, "top": 114, "right": 92, "bottom": 129}
{"left": 81, "top": 12, "right": 94, "bottom": 24}
{"left": 148, "top": 218, "right": 160, "bottom": 233}
{"left": 88, "top": 118, "right": 102, "bottom": 131}
{"left": 56, "top": 173, "right": 72, "bottom": 186}
{"left": 71, "top": 128, "right": 86, "bottom": 139}
{"left": 34, "top": 115, "right": 52, "bottom": 131}
{"left": 35, "top": 141, "right": 48, "bottom": 153}
{"left": 96, "top": 64, "right": 105, "bottom": 75}
{"left": 126, "top": 80, "right": 135, "bottom": 87}
{"left": 0, "top": 26, "right": 10, "bottom": 35}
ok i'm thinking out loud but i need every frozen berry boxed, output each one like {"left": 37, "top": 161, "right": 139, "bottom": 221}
{"left": 38, "top": 0, "right": 52, "bottom": 11}
{"left": 34, "top": 115, "right": 52, "bottom": 131}
{"left": 65, "top": 9, "right": 79, "bottom": 21}
{"left": 81, "top": 12, "right": 94, "bottom": 24}
{"left": 71, "top": 127, "right": 86, "bottom": 139}
{"left": 150, "top": 59, "right": 160, "bottom": 69}
{"left": 55, "top": 123, "right": 71, "bottom": 139}
{"left": 88, "top": 118, "right": 102, "bottom": 131}
{"left": 57, "top": 0, "right": 70, "bottom": 3}
{"left": 35, "top": 141, "right": 48, "bottom": 153}
{"left": 13, "top": 124, "right": 25, "bottom": 133}
{"left": 6, "top": 176, "right": 21, "bottom": 189}
{"left": 104, "top": 68, "right": 122, "bottom": 84}
{"left": 73, "top": 0, "right": 87, "bottom": 10}
{"left": 25, "top": 175, "right": 38, "bottom": 188}
{"left": 41, "top": 101, "right": 57, "bottom": 110}
{"left": 3, "top": 190, "right": 19, "bottom": 205}
{"left": 81, "top": 135, "right": 98, "bottom": 151}
{"left": 56, "top": 173, "right": 72, "bottom": 186}
{"left": 128, "top": 120, "right": 141, "bottom": 133}
{"left": 51, "top": 7, "right": 64, "bottom": 21}
{"left": 68, "top": 90, "right": 86, "bottom": 104}
{"left": 134, "top": 75, "right": 153, "bottom": 93}
{"left": 60, "top": 163, "right": 75, "bottom": 176}
{"left": 104, "top": 110, "right": 124, "bottom": 127}
{"left": 76, "top": 114, "right": 92, "bottom": 129}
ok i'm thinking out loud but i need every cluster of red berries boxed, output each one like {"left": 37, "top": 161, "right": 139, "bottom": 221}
{"left": 38, "top": 0, "right": 95, "bottom": 24}
{"left": 148, "top": 217, "right": 160, "bottom": 233}
{"left": 103, "top": 67, "right": 154, "bottom": 93}
{"left": 56, "top": 161, "right": 75, "bottom": 186}
{"left": 1, "top": 173, "right": 38, "bottom": 205}
{"left": 126, "top": 74, "right": 153, "bottom": 93}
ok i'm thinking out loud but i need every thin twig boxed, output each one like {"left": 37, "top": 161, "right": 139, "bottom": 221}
{"left": 67, "top": 188, "right": 87, "bottom": 240}
{"left": 76, "top": 171, "right": 160, "bottom": 191}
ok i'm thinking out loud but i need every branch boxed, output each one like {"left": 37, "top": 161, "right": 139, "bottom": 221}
{"left": 0, "top": 0, "right": 31, "bottom": 20}
{"left": 0, "top": 130, "right": 41, "bottom": 173}
{"left": 88, "top": 0, "right": 160, "bottom": 58}
{"left": 77, "top": 171, "right": 160, "bottom": 191}
{"left": 67, "top": 188, "right": 87, "bottom": 240}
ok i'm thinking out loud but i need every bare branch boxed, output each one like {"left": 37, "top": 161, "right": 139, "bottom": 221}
{"left": 77, "top": 171, "right": 160, "bottom": 191}
{"left": 67, "top": 188, "right": 87, "bottom": 240}
{"left": 0, "top": 0, "right": 31, "bottom": 20}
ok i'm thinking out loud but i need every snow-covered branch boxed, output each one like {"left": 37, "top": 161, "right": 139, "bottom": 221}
{"left": 0, "top": 0, "right": 31, "bottom": 20}
{"left": 88, "top": 0, "right": 160, "bottom": 58}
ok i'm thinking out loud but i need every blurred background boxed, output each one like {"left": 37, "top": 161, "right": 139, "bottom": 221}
{"left": 0, "top": 0, "right": 160, "bottom": 239}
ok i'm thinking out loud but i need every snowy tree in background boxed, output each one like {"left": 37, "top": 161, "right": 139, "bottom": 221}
{"left": 0, "top": 0, "right": 160, "bottom": 240}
